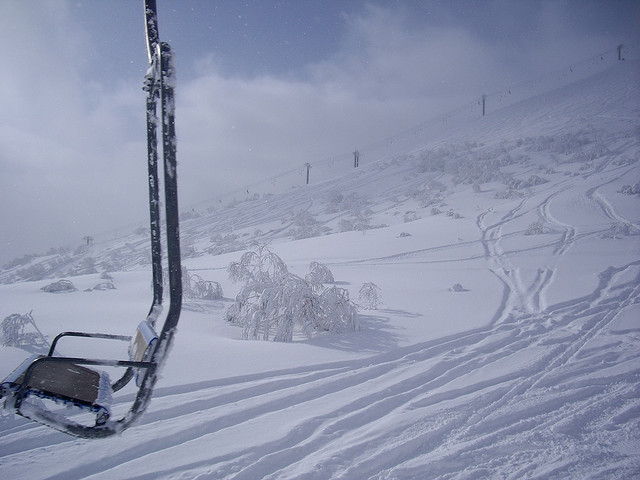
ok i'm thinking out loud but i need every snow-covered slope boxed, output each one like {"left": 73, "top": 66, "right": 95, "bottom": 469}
{"left": 0, "top": 62, "right": 639, "bottom": 479}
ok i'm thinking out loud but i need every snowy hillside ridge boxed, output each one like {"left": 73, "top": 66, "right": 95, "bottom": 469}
{"left": 0, "top": 59, "right": 638, "bottom": 479}
{"left": 2, "top": 62, "right": 638, "bottom": 286}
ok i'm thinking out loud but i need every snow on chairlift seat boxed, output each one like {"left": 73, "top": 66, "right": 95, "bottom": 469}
{"left": 1, "top": 356, "right": 112, "bottom": 418}
{"left": 0, "top": 321, "right": 158, "bottom": 423}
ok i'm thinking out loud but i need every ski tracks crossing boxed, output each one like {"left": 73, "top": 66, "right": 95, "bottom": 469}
{"left": 111, "top": 261, "right": 637, "bottom": 479}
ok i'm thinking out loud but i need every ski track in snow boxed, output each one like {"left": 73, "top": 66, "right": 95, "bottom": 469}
{"left": 3, "top": 262, "right": 638, "bottom": 480}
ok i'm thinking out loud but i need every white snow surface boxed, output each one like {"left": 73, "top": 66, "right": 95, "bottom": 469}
{"left": 1, "top": 62, "right": 639, "bottom": 479}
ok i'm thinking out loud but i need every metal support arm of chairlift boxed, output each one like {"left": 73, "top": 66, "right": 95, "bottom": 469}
{"left": 0, "top": 0, "right": 181, "bottom": 438}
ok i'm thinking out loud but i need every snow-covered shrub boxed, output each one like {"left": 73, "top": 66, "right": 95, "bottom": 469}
{"left": 73, "top": 256, "right": 97, "bottom": 275}
{"left": 326, "top": 192, "right": 367, "bottom": 214}
{"left": 524, "top": 219, "right": 549, "bottom": 235}
{"left": 448, "top": 283, "right": 467, "bottom": 292}
{"left": 318, "top": 287, "right": 359, "bottom": 333}
{"left": 339, "top": 209, "right": 387, "bottom": 233}
{"left": 1, "top": 311, "right": 47, "bottom": 347}
{"left": 412, "top": 149, "right": 447, "bottom": 173}
{"left": 225, "top": 243, "right": 289, "bottom": 327}
{"left": 2, "top": 253, "right": 37, "bottom": 270}
{"left": 226, "top": 244, "right": 358, "bottom": 342}
{"left": 620, "top": 183, "right": 640, "bottom": 195}
{"left": 601, "top": 222, "right": 637, "bottom": 239}
{"left": 325, "top": 190, "right": 344, "bottom": 214}
{"left": 227, "top": 243, "right": 288, "bottom": 285}
{"left": 358, "top": 282, "right": 382, "bottom": 310}
{"left": 403, "top": 211, "right": 420, "bottom": 223}
{"left": 305, "top": 261, "right": 334, "bottom": 287}
{"left": 505, "top": 175, "right": 548, "bottom": 190}
{"left": 86, "top": 282, "right": 116, "bottom": 291}
{"left": 15, "top": 262, "right": 49, "bottom": 282}
{"left": 290, "top": 210, "right": 329, "bottom": 240}
{"left": 338, "top": 212, "right": 371, "bottom": 233}
{"left": 240, "top": 273, "right": 318, "bottom": 341}
{"left": 181, "top": 240, "right": 198, "bottom": 259}
{"left": 41, "top": 279, "right": 76, "bottom": 293}
{"left": 494, "top": 189, "right": 524, "bottom": 199}
{"left": 208, "top": 233, "right": 246, "bottom": 255}
{"left": 192, "top": 278, "right": 223, "bottom": 300}
{"left": 183, "top": 266, "right": 223, "bottom": 300}
{"left": 523, "top": 132, "right": 590, "bottom": 155}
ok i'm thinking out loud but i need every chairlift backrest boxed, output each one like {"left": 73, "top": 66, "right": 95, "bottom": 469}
{"left": 2, "top": 355, "right": 107, "bottom": 412}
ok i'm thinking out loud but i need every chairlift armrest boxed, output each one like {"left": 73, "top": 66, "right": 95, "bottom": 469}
{"left": 48, "top": 331, "right": 133, "bottom": 356}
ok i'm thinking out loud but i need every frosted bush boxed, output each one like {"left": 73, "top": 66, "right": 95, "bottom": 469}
{"left": 87, "top": 282, "right": 116, "bottom": 291}
{"left": 325, "top": 190, "right": 344, "bottom": 214}
{"left": 601, "top": 222, "right": 637, "bottom": 239}
{"left": 505, "top": 175, "right": 548, "bottom": 190}
{"left": 318, "top": 287, "right": 359, "bottom": 333}
{"left": 226, "top": 244, "right": 358, "bottom": 342}
{"left": 524, "top": 219, "right": 549, "bottom": 235}
{"left": 403, "top": 211, "right": 420, "bottom": 223}
{"left": 194, "top": 280, "right": 223, "bottom": 300}
{"left": 240, "top": 274, "right": 317, "bottom": 341}
{"left": 208, "top": 233, "right": 246, "bottom": 255}
{"left": 620, "top": 183, "right": 640, "bottom": 195}
{"left": 180, "top": 266, "right": 224, "bottom": 300}
{"left": 358, "top": 282, "right": 382, "bottom": 310}
{"left": 41, "top": 279, "right": 76, "bottom": 293}
{"left": 495, "top": 189, "right": 524, "bottom": 199}
{"left": 306, "top": 261, "right": 334, "bottom": 287}
{"left": 1, "top": 311, "right": 47, "bottom": 348}
{"left": 290, "top": 211, "right": 329, "bottom": 240}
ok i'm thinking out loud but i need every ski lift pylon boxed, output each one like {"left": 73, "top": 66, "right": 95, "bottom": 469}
{"left": 0, "top": 0, "right": 182, "bottom": 438}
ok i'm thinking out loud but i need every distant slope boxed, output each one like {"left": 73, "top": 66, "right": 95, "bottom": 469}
{"left": 1, "top": 62, "right": 638, "bottom": 285}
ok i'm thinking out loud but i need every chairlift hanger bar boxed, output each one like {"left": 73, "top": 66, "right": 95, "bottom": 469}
{"left": 145, "top": 0, "right": 160, "bottom": 63}
{"left": 0, "top": 0, "right": 182, "bottom": 438}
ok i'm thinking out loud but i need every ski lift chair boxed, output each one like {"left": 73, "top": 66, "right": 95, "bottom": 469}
{"left": 0, "top": 0, "right": 181, "bottom": 438}
{"left": 0, "top": 320, "right": 158, "bottom": 429}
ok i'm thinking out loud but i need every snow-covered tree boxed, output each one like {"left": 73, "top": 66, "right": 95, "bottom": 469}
{"left": 305, "top": 261, "right": 334, "bottom": 288}
{"left": 1, "top": 311, "right": 47, "bottom": 348}
{"left": 225, "top": 242, "right": 289, "bottom": 328}
{"left": 225, "top": 243, "right": 358, "bottom": 342}
{"left": 290, "top": 210, "right": 328, "bottom": 240}
{"left": 227, "top": 242, "right": 288, "bottom": 286}
{"left": 240, "top": 273, "right": 318, "bottom": 342}
{"left": 318, "top": 286, "right": 359, "bottom": 333}
{"left": 358, "top": 282, "right": 382, "bottom": 310}
{"left": 180, "top": 266, "right": 224, "bottom": 300}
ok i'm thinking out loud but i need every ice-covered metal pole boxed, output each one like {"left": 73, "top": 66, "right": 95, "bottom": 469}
{"left": 144, "top": 0, "right": 163, "bottom": 310}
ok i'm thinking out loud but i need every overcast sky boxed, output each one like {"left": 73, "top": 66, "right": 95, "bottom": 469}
{"left": 1, "top": 0, "right": 638, "bottom": 264}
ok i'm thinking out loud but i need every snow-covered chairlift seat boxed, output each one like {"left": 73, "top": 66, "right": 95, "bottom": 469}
{"left": 0, "top": 321, "right": 158, "bottom": 426}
